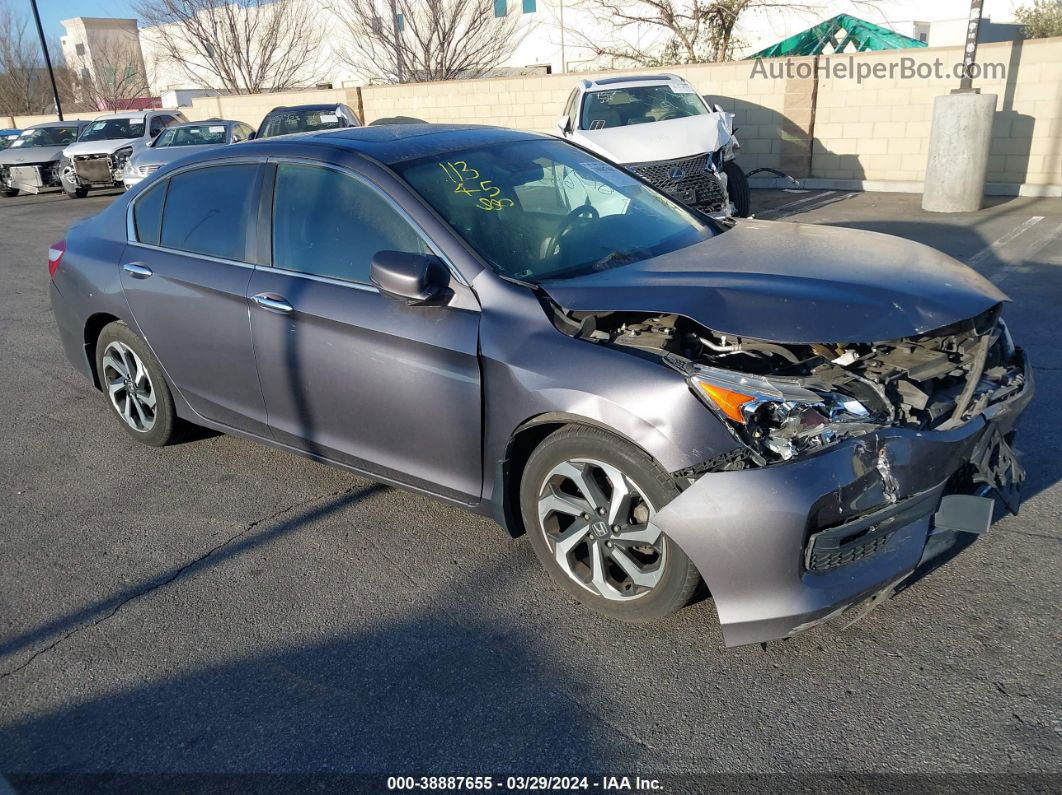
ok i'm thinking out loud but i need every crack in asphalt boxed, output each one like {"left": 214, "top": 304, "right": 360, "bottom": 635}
{"left": 0, "top": 487, "right": 358, "bottom": 681}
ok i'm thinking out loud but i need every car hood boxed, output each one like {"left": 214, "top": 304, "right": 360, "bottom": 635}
{"left": 538, "top": 221, "right": 1008, "bottom": 344}
{"left": 131, "top": 143, "right": 223, "bottom": 168}
{"left": 573, "top": 113, "right": 732, "bottom": 164}
{"left": 64, "top": 137, "right": 143, "bottom": 158}
{"left": 0, "top": 145, "right": 66, "bottom": 165}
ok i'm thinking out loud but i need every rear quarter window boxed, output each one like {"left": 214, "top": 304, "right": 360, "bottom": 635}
{"left": 160, "top": 164, "right": 259, "bottom": 261}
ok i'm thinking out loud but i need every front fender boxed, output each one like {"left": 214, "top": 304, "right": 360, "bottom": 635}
{"left": 476, "top": 274, "right": 739, "bottom": 511}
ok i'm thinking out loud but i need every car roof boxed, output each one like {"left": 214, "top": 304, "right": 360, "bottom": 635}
{"left": 138, "top": 124, "right": 551, "bottom": 176}
{"left": 26, "top": 119, "right": 89, "bottom": 130}
{"left": 265, "top": 103, "right": 343, "bottom": 114}
{"left": 92, "top": 109, "right": 179, "bottom": 121}
{"left": 580, "top": 73, "right": 685, "bottom": 90}
{"left": 169, "top": 119, "right": 240, "bottom": 128}
{"left": 268, "top": 123, "right": 546, "bottom": 165}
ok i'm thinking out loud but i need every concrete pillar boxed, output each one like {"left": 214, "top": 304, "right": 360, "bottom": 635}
{"left": 922, "top": 92, "right": 998, "bottom": 213}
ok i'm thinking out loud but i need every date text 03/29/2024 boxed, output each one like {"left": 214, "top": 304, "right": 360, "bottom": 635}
{"left": 386, "top": 775, "right": 664, "bottom": 791}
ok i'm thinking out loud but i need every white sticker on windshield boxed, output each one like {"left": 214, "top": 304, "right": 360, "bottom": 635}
{"left": 669, "top": 83, "right": 697, "bottom": 94}
{"left": 320, "top": 113, "right": 339, "bottom": 122}
{"left": 209, "top": 125, "right": 226, "bottom": 133}
{"left": 580, "top": 161, "right": 637, "bottom": 188}
{"left": 11, "top": 140, "right": 23, "bottom": 147}
{"left": 129, "top": 119, "right": 144, "bottom": 127}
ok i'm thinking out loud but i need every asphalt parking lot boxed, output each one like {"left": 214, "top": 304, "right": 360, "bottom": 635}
{"left": 1, "top": 187, "right": 1059, "bottom": 783}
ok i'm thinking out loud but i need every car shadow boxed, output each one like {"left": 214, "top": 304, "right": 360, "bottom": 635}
{"left": 0, "top": 484, "right": 388, "bottom": 663}
{"left": 0, "top": 548, "right": 632, "bottom": 783}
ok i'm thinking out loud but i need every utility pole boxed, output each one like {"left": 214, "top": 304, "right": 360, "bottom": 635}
{"left": 923, "top": 0, "right": 995, "bottom": 212}
{"left": 558, "top": 0, "right": 566, "bottom": 74}
{"left": 956, "top": 0, "right": 985, "bottom": 93}
{"left": 29, "top": 0, "right": 65, "bottom": 120}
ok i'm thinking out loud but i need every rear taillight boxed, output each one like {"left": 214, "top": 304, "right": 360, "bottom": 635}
{"left": 48, "top": 241, "right": 66, "bottom": 278}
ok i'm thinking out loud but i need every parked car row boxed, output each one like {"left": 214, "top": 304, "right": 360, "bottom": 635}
{"left": 5, "top": 78, "right": 746, "bottom": 220}
{"left": 0, "top": 101, "right": 362, "bottom": 200}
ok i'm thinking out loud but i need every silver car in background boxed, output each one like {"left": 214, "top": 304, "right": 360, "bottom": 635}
{"left": 0, "top": 121, "right": 89, "bottom": 197}
{"left": 123, "top": 119, "right": 257, "bottom": 189}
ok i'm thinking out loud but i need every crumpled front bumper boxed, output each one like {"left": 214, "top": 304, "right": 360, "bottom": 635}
{"left": 654, "top": 351, "right": 1034, "bottom": 647}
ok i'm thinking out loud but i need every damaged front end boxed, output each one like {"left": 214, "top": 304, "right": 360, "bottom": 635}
{"left": 545, "top": 298, "right": 1033, "bottom": 645}
{"left": 67, "top": 148, "right": 133, "bottom": 188}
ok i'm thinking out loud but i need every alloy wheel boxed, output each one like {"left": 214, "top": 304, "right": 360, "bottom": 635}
{"left": 101, "top": 341, "right": 157, "bottom": 432}
{"left": 537, "top": 458, "right": 665, "bottom": 601}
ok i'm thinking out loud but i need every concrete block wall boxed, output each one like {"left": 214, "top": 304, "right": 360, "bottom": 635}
{"left": 812, "top": 37, "right": 1062, "bottom": 189}
{"left": 4, "top": 110, "right": 113, "bottom": 128}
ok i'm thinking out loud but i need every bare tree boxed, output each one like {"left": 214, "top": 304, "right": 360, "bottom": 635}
{"left": 68, "top": 37, "right": 153, "bottom": 111}
{"left": 334, "top": 0, "right": 524, "bottom": 83}
{"left": 571, "top": 0, "right": 880, "bottom": 65}
{"left": 135, "top": 0, "right": 323, "bottom": 94}
{"left": 0, "top": 1, "right": 54, "bottom": 113}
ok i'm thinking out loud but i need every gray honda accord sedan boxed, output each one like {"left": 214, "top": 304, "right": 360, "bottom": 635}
{"left": 49, "top": 124, "right": 1032, "bottom": 647}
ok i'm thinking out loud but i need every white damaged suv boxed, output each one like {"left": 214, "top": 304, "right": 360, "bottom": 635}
{"left": 557, "top": 74, "right": 748, "bottom": 217}
{"left": 60, "top": 109, "right": 186, "bottom": 198}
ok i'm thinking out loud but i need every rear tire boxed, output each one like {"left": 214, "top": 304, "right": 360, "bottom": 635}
{"left": 519, "top": 425, "right": 701, "bottom": 623}
{"left": 95, "top": 321, "right": 181, "bottom": 447}
{"left": 723, "top": 160, "right": 750, "bottom": 218}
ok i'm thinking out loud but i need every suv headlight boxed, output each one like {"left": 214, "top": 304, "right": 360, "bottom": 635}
{"left": 112, "top": 146, "right": 133, "bottom": 168}
{"left": 690, "top": 367, "right": 886, "bottom": 462}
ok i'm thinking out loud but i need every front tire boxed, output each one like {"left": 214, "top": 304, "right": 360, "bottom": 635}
{"left": 95, "top": 321, "right": 180, "bottom": 446}
{"left": 520, "top": 425, "right": 701, "bottom": 623}
{"left": 63, "top": 181, "right": 88, "bottom": 198}
{"left": 723, "top": 160, "right": 750, "bottom": 218}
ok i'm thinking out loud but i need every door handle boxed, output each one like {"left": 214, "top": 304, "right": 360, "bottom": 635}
{"left": 123, "top": 262, "right": 153, "bottom": 279}
{"left": 252, "top": 293, "right": 293, "bottom": 313}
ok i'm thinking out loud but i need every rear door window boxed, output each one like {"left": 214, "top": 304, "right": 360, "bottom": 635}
{"left": 160, "top": 164, "right": 259, "bottom": 261}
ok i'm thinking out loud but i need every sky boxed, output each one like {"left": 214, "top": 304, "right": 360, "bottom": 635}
{"left": 30, "top": 0, "right": 139, "bottom": 40}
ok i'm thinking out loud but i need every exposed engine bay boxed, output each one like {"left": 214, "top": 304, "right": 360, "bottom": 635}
{"left": 0, "top": 162, "right": 63, "bottom": 194}
{"left": 69, "top": 152, "right": 130, "bottom": 186}
{"left": 546, "top": 301, "right": 1027, "bottom": 467}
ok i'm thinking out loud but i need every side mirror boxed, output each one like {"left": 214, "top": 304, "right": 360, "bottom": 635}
{"left": 556, "top": 116, "right": 572, "bottom": 135}
{"left": 247, "top": 131, "right": 256, "bottom": 140}
{"left": 370, "top": 250, "right": 449, "bottom": 304}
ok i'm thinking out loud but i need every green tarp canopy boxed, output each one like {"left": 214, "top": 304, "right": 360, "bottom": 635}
{"left": 748, "top": 14, "right": 928, "bottom": 58}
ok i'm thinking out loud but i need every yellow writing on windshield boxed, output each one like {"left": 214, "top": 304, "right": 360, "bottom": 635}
{"left": 439, "top": 161, "right": 515, "bottom": 212}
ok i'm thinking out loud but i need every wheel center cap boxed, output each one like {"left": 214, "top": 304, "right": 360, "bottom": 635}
{"left": 590, "top": 520, "right": 610, "bottom": 539}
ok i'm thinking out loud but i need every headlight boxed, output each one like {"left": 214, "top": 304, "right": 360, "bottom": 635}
{"left": 112, "top": 147, "right": 133, "bottom": 168}
{"left": 689, "top": 366, "right": 886, "bottom": 462}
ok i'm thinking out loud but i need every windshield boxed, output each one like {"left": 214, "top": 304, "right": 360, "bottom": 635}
{"left": 259, "top": 109, "right": 344, "bottom": 138}
{"left": 0, "top": 133, "right": 19, "bottom": 150}
{"left": 580, "top": 85, "right": 708, "bottom": 130}
{"left": 393, "top": 139, "right": 714, "bottom": 282}
{"left": 11, "top": 126, "right": 80, "bottom": 148}
{"left": 79, "top": 118, "right": 145, "bottom": 142}
{"left": 155, "top": 124, "right": 228, "bottom": 147}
